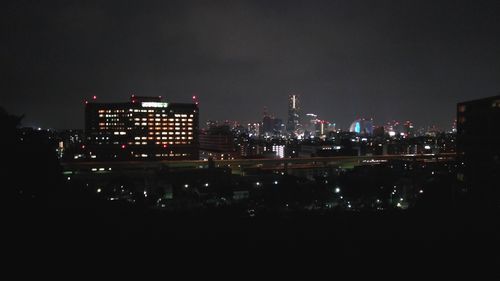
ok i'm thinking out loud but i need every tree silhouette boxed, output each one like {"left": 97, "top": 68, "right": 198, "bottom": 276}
{"left": 1, "top": 107, "right": 62, "bottom": 206}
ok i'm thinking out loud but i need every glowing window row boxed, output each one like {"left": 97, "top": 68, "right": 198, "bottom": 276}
{"left": 133, "top": 117, "right": 193, "bottom": 121}
{"left": 98, "top": 110, "right": 126, "bottom": 113}
{"left": 132, "top": 141, "right": 191, "bottom": 145}
{"left": 154, "top": 153, "right": 189, "bottom": 157}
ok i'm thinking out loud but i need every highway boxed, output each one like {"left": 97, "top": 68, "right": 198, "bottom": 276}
{"left": 62, "top": 153, "right": 456, "bottom": 175}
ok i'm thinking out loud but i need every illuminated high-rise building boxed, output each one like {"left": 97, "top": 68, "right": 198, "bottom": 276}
{"left": 84, "top": 95, "right": 199, "bottom": 160}
{"left": 287, "top": 94, "right": 301, "bottom": 135}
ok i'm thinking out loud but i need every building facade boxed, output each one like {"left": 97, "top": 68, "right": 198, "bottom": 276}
{"left": 199, "top": 132, "right": 237, "bottom": 160}
{"left": 457, "top": 95, "right": 500, "bottom": 208}
{"left": 84, "top": 96, "right": 199, "bottom": 160}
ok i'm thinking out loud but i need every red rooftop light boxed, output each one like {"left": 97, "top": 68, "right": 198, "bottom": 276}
{"left": 121, "top": 144, "right": 126, "bottom": 149}
{"left": 92, "top": 95, "right": 97, "bottom": 100}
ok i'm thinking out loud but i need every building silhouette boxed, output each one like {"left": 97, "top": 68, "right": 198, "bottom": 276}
{"left": 457, "top": 95, "right": 500, "bottom": 208}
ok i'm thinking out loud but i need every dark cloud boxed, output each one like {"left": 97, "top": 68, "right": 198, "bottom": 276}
{"left": 2, "top": 0, "right": 499, "bottom": 129}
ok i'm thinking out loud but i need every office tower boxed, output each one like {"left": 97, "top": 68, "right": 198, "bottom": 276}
{"left": 287, "top": 94, "right": 301, "bottom": 135}
{"left": 85, "top": 95, "right": 199, "bottom": 160}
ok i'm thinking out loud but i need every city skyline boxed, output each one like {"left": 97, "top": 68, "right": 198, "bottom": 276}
{"left": 2, "top": 1, "right": 499, "bottom": 271}
{"left": 3, "top": 0, "right": 500, "bottom": 130}
{"left": 11, "top": 92, "right": 461, "bottom": 132}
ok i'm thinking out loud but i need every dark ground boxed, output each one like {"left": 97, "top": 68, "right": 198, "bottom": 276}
{"left": 5, "top": 203, "right": 500, "bottom": 278}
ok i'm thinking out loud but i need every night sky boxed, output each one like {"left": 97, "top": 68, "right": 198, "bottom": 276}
{"left": 2, "top": 0, "right": 499, "bottom": 130}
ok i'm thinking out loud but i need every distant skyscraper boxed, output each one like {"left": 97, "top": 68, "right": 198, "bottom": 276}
{"left": 273, "top": 118, "right": 285, "bottom": 134}
{"left": 261, "top": 107, "right": 285, "bottom": 137}
{"left": 304, "top": 113, "right": 318, "bottom": 137}
{"left": 262, "top": 115, "right": 274, "bottom": 135}
{"left": 287, "top": 94, "right": 301, "bottom": 134}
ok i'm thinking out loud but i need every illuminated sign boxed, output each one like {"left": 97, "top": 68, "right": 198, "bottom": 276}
{"left": 141, "top": 102, "right": 169, "bottom": 108}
